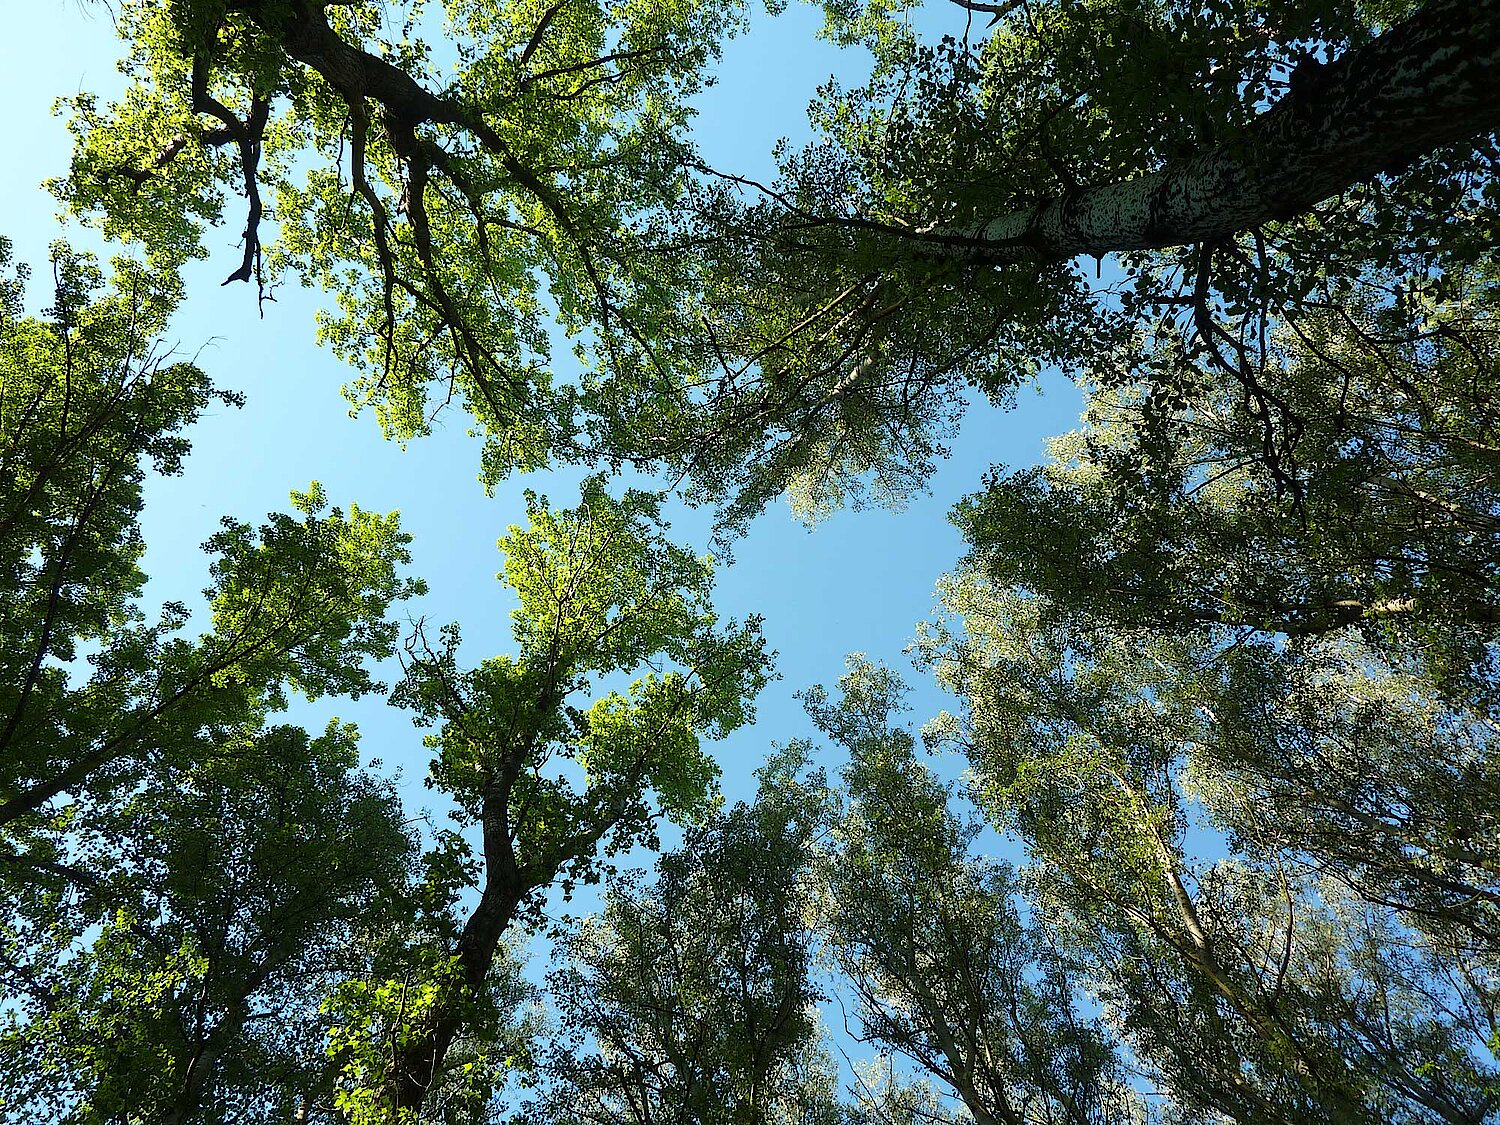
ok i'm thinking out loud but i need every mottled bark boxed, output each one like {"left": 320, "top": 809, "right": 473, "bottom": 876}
{"left": 908, "top": 0, "right": 1500, "bottom": 264}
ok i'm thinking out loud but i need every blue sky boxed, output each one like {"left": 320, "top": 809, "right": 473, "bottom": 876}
{"left": 2, "top": 0, "right": 1082, "bottom": 824}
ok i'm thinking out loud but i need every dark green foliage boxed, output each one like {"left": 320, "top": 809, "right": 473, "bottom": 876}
{"left": 533, "top": 781, "right": 835, "bottom": 1125}
{"left": 661, "top": 0, "right": 1500, "bottom": 529}
{"left": 0, "top": 243, "right": 424, "bottom": 1121}
{"left": 3, "top": 723, "right": 415, "bottom": 1124}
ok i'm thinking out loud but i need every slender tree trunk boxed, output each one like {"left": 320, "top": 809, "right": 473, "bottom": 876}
{"left": 390, "top": 781, "right": 528, "bottom": 1110}
{"left": 390, "top": 880, "right": 525, "bottom": 1109}
{"left": 907, "top": 0, "right": 1500, "bottom": 264}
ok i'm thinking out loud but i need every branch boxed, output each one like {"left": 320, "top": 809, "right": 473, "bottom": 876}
{"left": 518, "top": 0, "right": 572, "bottom": 68}
{"left": 945, "top": 0, "right": 1024, "bottom": 26}
{"left": 883, "top": 0, "right": 1500, "bottom": 265}
{"left": 186, "top": 53, "right": 273, "bottom": 297}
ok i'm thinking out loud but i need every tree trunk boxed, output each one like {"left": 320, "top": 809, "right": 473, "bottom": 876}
{"left": 907, "top": 0, "right": 1500, "bottom": 264}
{"left": 390, "top": 782, "right": 527, "bottom": 1111}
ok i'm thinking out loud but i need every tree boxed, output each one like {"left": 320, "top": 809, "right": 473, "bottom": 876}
{"left": 23, "top": 0, "right": 1500, "bottom": 1118}
{"left": 531, "top": 774, "right": 836, "bottom": 1125}
{"left": 0, "top": 240, "right": 428, "bottom": 1122}
{"left": 1, "top": 722, "right": 416, "bottom": 1124}
{"left": 956, "top": 256, "right": 1500, "bottom": 701}
{"left": 807, "top": 660, "right": 1142, "bottom": 1125}
{"left": 0, "top": 239, "right": 772, "bottom": 1122}
{"left": 915, "top": 573, "right": 1500, "bottom": 1122}
{"left": 338, "top": 477, "right": 772, "bottom": 1115}
{"left": 596, "top": 0, "right": 1498, "bottom": 528}
{"left": 58, "top": 0, "right": 748, "bottom": 482}
{"left": 60, "top": 0, "right": 1500, "bottom": 529}
{"left": 0, "top": 236, "right": 422, "bottom": 835}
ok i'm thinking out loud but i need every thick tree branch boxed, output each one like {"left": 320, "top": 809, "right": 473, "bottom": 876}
{"left": 898, "top": 0, "right": 1500, "bottom": 264}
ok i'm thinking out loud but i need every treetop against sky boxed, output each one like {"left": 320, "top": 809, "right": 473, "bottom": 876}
{"left": 40, "top": 0, "right": 1497, "bottom": 524}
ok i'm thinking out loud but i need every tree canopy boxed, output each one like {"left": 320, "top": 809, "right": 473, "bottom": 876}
{"left": 3, "top": 0, "right": 1499, "bottom": 1121}
{"left": 0, "top": 240, "right": 423, "bottom": 1121}
{"left": 54, "top": 0, "right": 1500, "bottom": 524}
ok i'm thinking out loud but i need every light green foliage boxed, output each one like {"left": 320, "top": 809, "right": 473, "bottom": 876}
{"left": 398, "top": 476, "right": 769, "bottom": 864}
{"left": 57, "top": 0, "right": 751, "bottom": 481}
{"left": 807, "top": 659, "right": 1145, "bottom": 1125}
{"left": 2, "top": 919, "right": 207, "bottom": 1124}
{"left": 323, "top": 937, "right": 542, "bottom": 1125}
{"left": 917, "top": 570, "right": 1500, "bottom": 1122}
{"left": 200, "top": 481, "right": 421, "bottom": 706}
{"left": 500, "top": 477, "right": 761, "bottom": 736}
{"left": 334, "top": 477, "right": 772, "bottom": 1114}
{"left": 326, "top": 964, "right": 460, "bottom": 1125}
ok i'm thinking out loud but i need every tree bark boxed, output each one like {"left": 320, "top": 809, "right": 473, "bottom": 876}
{"left": 260, "top": 0, "right": 458, "bottom": 129}
{"left": 390, "top": 777, "right": 527, "bottom": 1110}
{"left": 388, "top": 882, "right": 525, "bottom": 1109}
{"left": 905, "top": 0, "right": 1500, "bottom": 264}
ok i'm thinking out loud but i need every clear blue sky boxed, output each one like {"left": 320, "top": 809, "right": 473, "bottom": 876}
{"left": 1, "top": 2, "right": 1082, "bottom": 823}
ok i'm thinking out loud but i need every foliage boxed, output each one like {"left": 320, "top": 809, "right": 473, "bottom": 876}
{"left": 59, "top": 0, "right": 1500, "bottom": 535}
{"left": 916, "top": 573, "right": 1500, "bottom": 1122}
{"left": 808, "top": 659, "right": 1145, "bottom": 1125}
{"left": 56, "top": 0, "right": 756, "bottom": 482}
{"left": 659, "top": 0, "right": 1500, "bottom": 530}
{"left": 0, "top": 254, "right": 424, "bottom": 841}
{"left": 958, "top": 259, "right": 1500, "bottom": 703}
{"left": 531, "top": 778, "right": 836, "bottom": 1125}
{"left": 13, "top": 0, "right": 1500, "bottom": 1121}
{"left": 0, "top": 238, "right": 423, "bottom": 826}
{"left": 331, "top": 477, "right": 773, "bottom": 1115}
{"left": 3, "top": 723, "right": 415, "bottom": 1124}
{"left": 395, "top": 476, "right": 771, "bottom": 878}
{"left": 0, "top": 243, "right": 423, "bottom": 1121}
